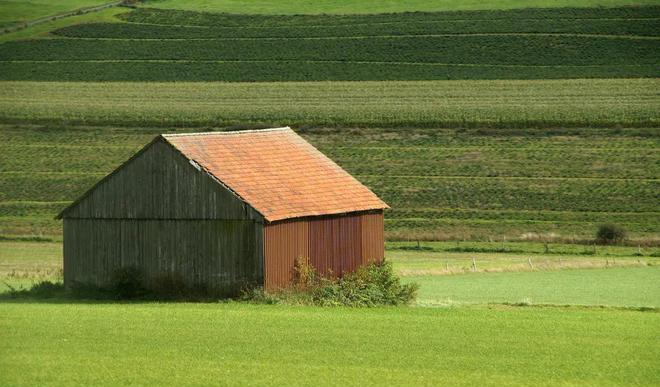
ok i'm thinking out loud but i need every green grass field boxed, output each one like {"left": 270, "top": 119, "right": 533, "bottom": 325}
{"left": 136, "top": 0, "right": 660, "bottom": 14}
{"left": 0, "top": 0, "right": 111, "bottom": 27}
{"left": 408, "top": 267, "right": 660, "bottom": 307}
{"left": 0, "top": 7, "right": 126, "bottom": 43}
{"left": 0, "top": 1, "right": 658, "bottom": 385}
{"left": 387, "top": 241, "right": 660, "bottom": 273}
{"left": 1, "top": 79, "right": 657, "bottom": 127}
{"left": 1, "top": 6, "right": 658, "bottom": 81}
{"left": 0, "top": 303, "right": 657, "bottom": 386}
{"left": 1, "top": 239, "right": 659, "bottom": 385}
{"left": 3, "top": 240, "right": 658, "bottom": 308}
{"left": 2, "top": 118, "right": 658, "bottom": 242}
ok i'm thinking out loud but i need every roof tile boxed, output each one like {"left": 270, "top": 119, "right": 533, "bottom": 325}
{"left": 163, "top": 127, "right": 388, "bottom": 222}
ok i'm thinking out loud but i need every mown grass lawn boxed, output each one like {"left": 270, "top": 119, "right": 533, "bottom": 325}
{"left": 0, "top": 303, "right": 658, "bottom": 386}
{"left": 406, "top": 266, "right": 660, "bottom": 307}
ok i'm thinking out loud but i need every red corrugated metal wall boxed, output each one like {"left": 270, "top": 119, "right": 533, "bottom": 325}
{"left": 264, "top": 211, "right": 384, "bottom": 290}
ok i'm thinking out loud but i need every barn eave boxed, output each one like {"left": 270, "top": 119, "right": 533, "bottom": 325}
{"left": 55, "top": 135, "right": 264, "bottom": 221}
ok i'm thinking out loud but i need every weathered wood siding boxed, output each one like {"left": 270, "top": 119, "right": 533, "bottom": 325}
{"left": 64, "top": 219, "right": 263, "bottom": 292}
{"left": 62, "top": 138, "right": 264, "bottom": 292}
{"left": 63, "top": 139, "right": 261, "bottom": 220}
{"left": 263, "top": 211, "right": 384, "bottom": 290}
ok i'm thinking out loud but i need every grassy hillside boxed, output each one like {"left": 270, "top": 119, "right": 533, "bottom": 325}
{"left": 0, "top": 7, "right": 125, "bottom": 43}
{"left": 0, "top": 0, "right": 111, "bottom": 28}
{"left": 1, "top": 6, "right": 658, "bottom": 81}
{"left": 2, "top": 123, "right": 658, "bottom": 242}
{"left": 1, "top": 79, "right": 657, "bottom": 128}
{"left": 136, "top": 0, "right": 660, "bottom": 14}
{"left": 0, "top": 4, "right": 657, "bottom": 243}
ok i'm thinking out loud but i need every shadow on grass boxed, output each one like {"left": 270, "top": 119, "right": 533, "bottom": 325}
{"left": 0, "top": 280, "right": 235, "bottom": 304}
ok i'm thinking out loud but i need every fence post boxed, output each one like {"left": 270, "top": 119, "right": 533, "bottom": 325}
{"left": 472, "top": 257, "right": 477, "bottom": 272}
{"left": 528, "top": 257, "right": 533, "bottom": 269}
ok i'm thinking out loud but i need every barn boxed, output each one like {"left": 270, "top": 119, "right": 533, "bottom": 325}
{"left": 57, "top": 127, "right": 388, "bottom": 292}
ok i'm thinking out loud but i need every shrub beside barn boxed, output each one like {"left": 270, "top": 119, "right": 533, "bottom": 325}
{"left": 57, "top": 127, "right": 388, "bottom": 293}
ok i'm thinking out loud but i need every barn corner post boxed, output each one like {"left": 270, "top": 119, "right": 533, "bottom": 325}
{"left": 60, "top": 128, "right": 387, "bottom": 295}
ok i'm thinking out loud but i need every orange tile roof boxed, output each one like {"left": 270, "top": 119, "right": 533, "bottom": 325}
{"left": 163, "top": 127, "right": 388, "bottom": 222}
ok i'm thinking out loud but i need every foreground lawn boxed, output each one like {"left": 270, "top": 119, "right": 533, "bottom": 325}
{"left": 0, "top": 303, "right": 658, "bottom": 386}
{"left": 407, "top": 266, "right": 660, "bottom": 307}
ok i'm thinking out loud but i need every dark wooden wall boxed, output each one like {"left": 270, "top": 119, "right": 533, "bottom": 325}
{"left": 64, "top": 219, "right": 263, "bottom": 292}
{"left": 62, "top": 138, "right": 264, "bottom": 292}
{"left": 263, "top": 211, "right": 384, "bottom": 290}
{"left": 62, "top": 139, "right": 262, "bottom": 220}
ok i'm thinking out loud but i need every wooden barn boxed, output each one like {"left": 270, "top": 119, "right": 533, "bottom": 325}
{"left": 57, "top": 127, "right": 388, "bottom": 292}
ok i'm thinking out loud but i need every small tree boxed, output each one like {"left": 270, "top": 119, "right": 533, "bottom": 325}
{"left": 596, "top": 224, "right": 626, "bottom": 245}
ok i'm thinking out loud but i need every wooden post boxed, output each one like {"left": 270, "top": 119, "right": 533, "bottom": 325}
{"left": 528, "top": 257, "right": 533, "bottom": 269}
{"left": 445, "top": 261, "right": 449, "bottom": 272}
{"left": 472, "top": 257, "right": 477, "bottom": 272}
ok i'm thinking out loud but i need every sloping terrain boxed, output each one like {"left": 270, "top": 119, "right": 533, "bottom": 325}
{"left": 0, "top": 5, "right": 657, "bottom": 243}
{"left": 2, "top": 123, "right": 658, "bottom": 242}
{"left": 0, "top": 6, "right": 658, "bottom": 81}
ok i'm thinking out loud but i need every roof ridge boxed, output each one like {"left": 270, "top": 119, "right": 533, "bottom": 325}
{"left": 162, "top": 127, "right": 291, "bottom": 137}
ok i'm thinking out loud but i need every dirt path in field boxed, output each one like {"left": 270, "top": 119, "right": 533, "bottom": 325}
{"left": 1, "top": 1, "right": 124, "bottom": 35}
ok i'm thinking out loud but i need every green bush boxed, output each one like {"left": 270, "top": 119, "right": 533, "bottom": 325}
{"left": 243, "top": 260, "right": 418, "bottom": 307}
{"left": 311, "top": 261, "right": 418, "bottom": 307}
{"left": 596, "top": 224, "right": 627, "bottom": 245}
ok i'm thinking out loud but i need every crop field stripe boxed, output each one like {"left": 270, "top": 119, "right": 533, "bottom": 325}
{"left": 117, "top": 18, "right": 660, "bottom": 31}
{"left": 53, "top": 33, "right": 660, "bottom": 40}
{"left": 0, "top": 79, "right": 656, "bottom": 128}
{"left": 3, "top": 60, "right": 657, "bottom": 68}
{"left": 1, "top": 113, "right": 657, "bottom": 240}
{"left": 131, "top": 0, "right": 660, "bottom": 14}
{"left": 121, "top": 6, "right": 660, "bottom": 24}
{"left": 1, "top": 6, "right": 657, "bottom": 81}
